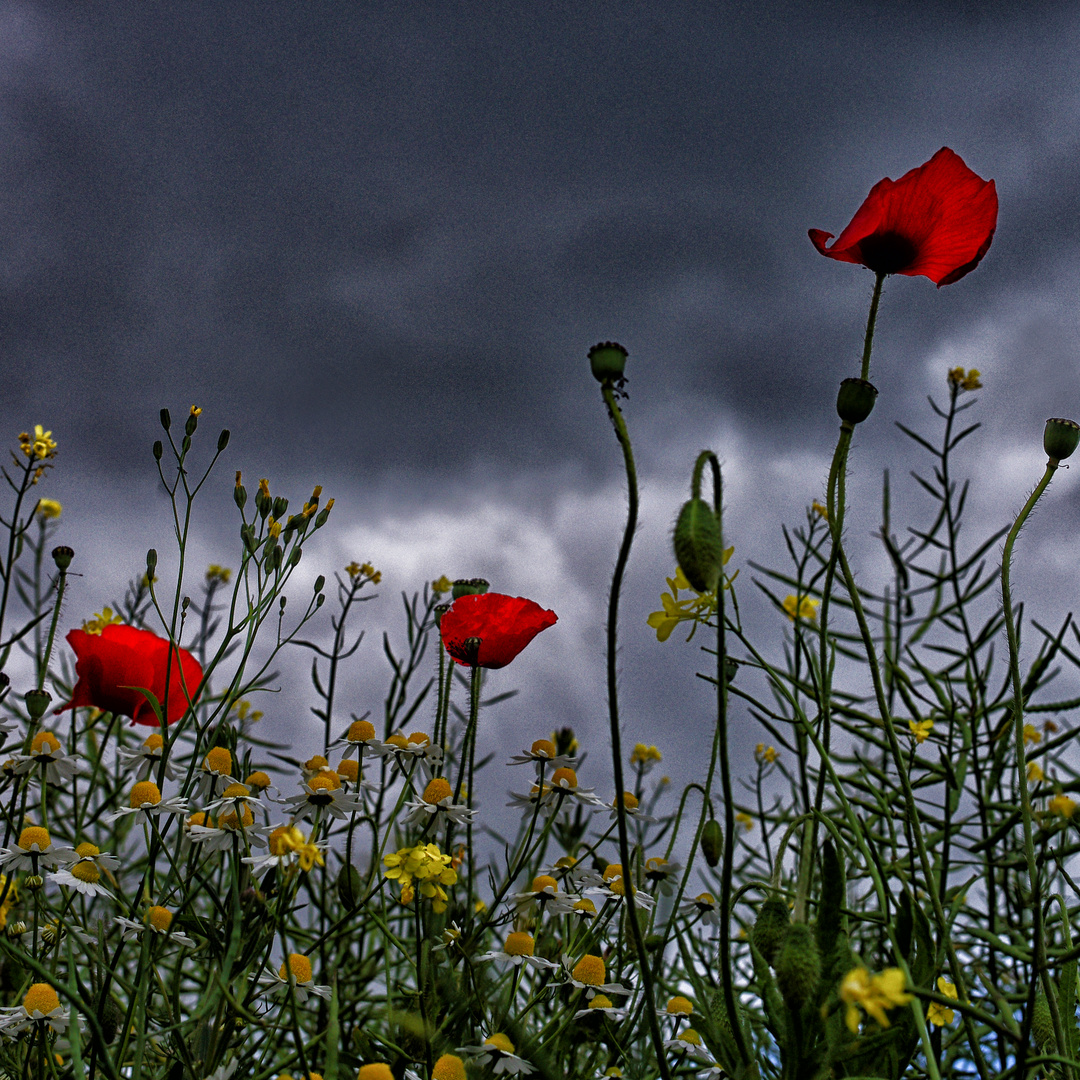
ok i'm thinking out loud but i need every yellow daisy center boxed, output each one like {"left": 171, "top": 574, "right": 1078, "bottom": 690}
{"left": 603, "top": 863, "right": 622, "bottom": 881}
{"left": 70, "top": 862, "right": 100, "bottom": 884}
{"left": 308, "top": 772, "right": 341, "bottom": 793}
{"left": 304, "top": 754, "right": 328, "bottom": 771}
{"left": 484, "top": 1033, "right": 515, "bottom": 1054}
{"left": 407, "top": 732, "right": 430, "bottom": 747}
{"left": 695, "top": 892, "right": 716, "bottom": 907}
{"left": 574, "top": 898, "right": 597, "bottom": 914}
{"left": 432, "top": 1054, "right": 466, "bottom": 1080}
{"left": 186, "top": 811, "right": 209, "bottom": 829}
{"left": 143, "top": 733, "right": 164, "bottom": 752}
{"left": 589, "top": 994, "right": 615, "bottom": 1009}
{"left": 551, "top": 767, "right": 578, "bottom": 788}
{"left": 667, "top": 995, "right": 694, "bottom": 1015}
{"left": 337, "top": 758, "right": 359, "bottom": 782}
{"left": 221, "top": 782, "right": 250, "bottom": 799}
{"left": 503, "top": 932, "right": 535, "bottom": 957}
{"left": 130, "top": 781, "right": 162, "bottom": 808}
{"left": 279, "top": 953, "right": 313, "bottom": 984}
{"left": 18, "top": 826, "right": 51, "bottom": 851}
{"left": 348, "top": 719, "right": 376, "bottom": 742}
{"left": 614, "top": 791, "right": 638, "bottom": 810}
{"left": 357, "top": 1067, "right": 394, "bottom": 1080}
{"left": 679, "top": 1029, "right": 703, "bottom": 1046}
{"left": 423, "top": 777, "right": 453, "bottom": 804}
{"left": 218, "top": 805, "right": 254, "bottom": 830}
{"left": 530, "top": 874, "right": 558, "bottom": 894}
{"left": 245, "top": 771, "right": 271, "bottom": 789}
{"left": 530, "top": 738, "right": 556, "bottom": 757}
{"left": 572, "top": 954, "right": 606, "bottom": 986}
{"left": 384, "top": 734, "right": 408, "bottom": 749}
{"left": 203, "top": 747, "right": 232, "bottom": 775}
{"left": 147, "top": 906, "right": 173, "bottom": 932}
{"left": 75, "top": 842, "right": 100, "bottom": 858}
{"left": 23, "top": 983, "right": 59, "bottom": 1016}
{"left": 31, "top": 732, "right": 61, "bottom": 756}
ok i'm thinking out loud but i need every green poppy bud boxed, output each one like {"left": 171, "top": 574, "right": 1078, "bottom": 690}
{"left": 775, "top": 923, "right": 821, "bottom": 1011}
{"left": 1044, "top": 418, "right": 1080, "bottom": 464}
{"left": 588, "top": 341, "right": 628, "bottom": 382}
{"left": 337, "top": 862, "right": 363, "bottom": 909}
{"left": 1032, "top": 990, "right": 1054, "bottom": 1050}
{"left": 701, "top": 819, "right": 723, "bottom": 867}
{"left": 836, "top": 378, "right": 879, "bottom": 425}
{"left": 51, "top": 546, "right": 74, "bottom": 571}
{"left": 673, "top": 498, "right": 723, "bottom": 593}
{"left": 752, "top": 895, "right": 790, "bottom": 966}
{"left": 452, "top": 578, "right": 490, "bottom": 599}
{"left": 24, "top": 689, "right": 51, "bottom": 721}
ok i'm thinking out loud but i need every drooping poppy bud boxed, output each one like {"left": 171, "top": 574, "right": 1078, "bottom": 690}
{"left": 836, "top": 378, "right": 879, "bottom": 425}
{"left": 673, "top": 498, "right": 723, "bottom": 593}
{"left": 775, "top": 923, "right": 821, "bottom": 1011}
{"left": 701, "top": 819, "right": 723, "bottom": 868}
{"left": 752, "top": 895, "right": 791, "bottom": 966}
{"left": 1044, "top": 418, "right": 1080, "bottom": 465}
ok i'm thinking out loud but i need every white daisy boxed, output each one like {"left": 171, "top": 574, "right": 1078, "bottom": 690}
{"left": 283, "top": 772, "right": 365, "bottom": 823}
{"left": 14, "top": 730, "right": 83, "bottom": 785}
{"left": 331, "top": 716, "right": 383, "bottom": 759}
{"left": 114, "top": 905, "right": 196, "bottom": 948}
{"left": 257, "top": 953, "right": 331, "bottom": 1003}
{"left": 606, "top": 791, "right": 656, "bottom": 823}
{"left": 477, "top": 932, "right": 559, "bottom": 971}
{"left": 0, "top": 982, "right": 70, "bottom": 1038}
{"left": 104, "top": 781, "right": 188, "bottom": 823}
{"left": 459, "top": 1033, "right": 536, "bottom": 1075}
{"left": 506, "top": 738, "right": 576, "bottom": 772}
{"left": 644, "top": 856, "right": 682, "bottom": 895}
{"left": 574, "top": 993, "right": 629, "bottom": 1020}
{"left": 116, "top": 731, "right": 179, "bottom": 781}
{"left": 508, "top": 874, "right": 580, "bottom": 917}
{"left": 665, "top": 1029, "right": 713, "bottom": 1063}
{"left": 50, "top": 864, "right": 113, "bottom": 898}
{"left": 563, "top": 955, "right": 633, "bottom": 1000}
{"left": 0, "top": 826, "right": 74, "bottom": 871}
{"left": 402, "top": 777, "right": 476, "bottom": 826}
{"left": 193, "top": 746, "right": 239, "bottom": 800}
{"left": 680, "top": 891, "right": 721, "bottom": 927}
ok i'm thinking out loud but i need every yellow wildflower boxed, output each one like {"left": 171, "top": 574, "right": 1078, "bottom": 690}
{"left": 19, "top": 425, "right": 57, "bottom": 460}
{"left": 782, "top": 594, "right": 819, "bottom": 622}
{"left": 927, "top": 976, "right": 957, "bottom": 1027}
{"left": 189, "top": 405, "right": 202, "bottom": 417}
{"left": 1049, "top": 794, "right": 1077, "bottom": 820}
{"left": 1023, "top": 724, "right": 1041, "bottom": 746}
{"left": 909, "top": 719, "right": 934, "bottom": 744}
{"left": 36, "top": 499, "right": 62, "bottom": 519}
{"left": 206, "top": 565, "right": 232, "bottom": 584}
{"left": 432, "top": 575, "right": 453, "bottom": 594}
{"left": 1028, "top": 761, "right": 1044, "bottom": 783}
{"left": 81, "top": 608, "right": 123, "bottom": 635}
{"left": 629, "top": 743, "right": 662, "bottom": 765}
{"left": 811, "top": 501, "right": 829, "bottom": 521}
{"left": 648, "top": 560, "right": 734, "bottom": 643}
{"left": 755, "top": 743, "right": 778, "bottom": 765}
{"left": 947, "top": 367, "right": 982, "bottom": 391}
{"left": 735, "top": 811, "right": 753, "bottom": 832}
{"left": 840, "top": 966, "right": 913, "bottom": 1032}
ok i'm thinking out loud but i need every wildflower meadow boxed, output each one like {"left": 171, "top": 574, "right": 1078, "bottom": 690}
{"left": 1, "top": 146, "right": 1079, "bottom": 1080}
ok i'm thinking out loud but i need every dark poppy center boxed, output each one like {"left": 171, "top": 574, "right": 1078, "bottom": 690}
{"left": 858, "top": 230, "right": 918, "bottom": 275}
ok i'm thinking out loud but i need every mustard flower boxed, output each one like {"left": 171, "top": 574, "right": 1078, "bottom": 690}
{"left": 840, "top": 966, "right": 913, "bottom": 1032}
{"left": 947, "top": 367, "right": 982, "bottom": 391}
{"left": 36, "top": 498, "right": 62, "bottom": 519}
{"left": 754, "top": 743, "right": 778, "bottom": 765}
{"left": 647, "top": 565, "right": 726, "bottom": 643}
{"left": 243, "top": 825, "right": 327, "bottom": 877}
{"left": 782, "top": 594, "right": 819, "bottom": 622}
{"left": 909, "top": 719, "right": 934, "bottom": 744}
{"left": 927, "top": 976, "right": 958, "bottom": 1027}
{"left": 1048, "top": 794, "right": 1077, "bottom": 820}
{"left": 383, "top": 843, "right": 458, "bottom": 914}
{"left": 18, "top": 425, "right": 58, "bottom": 461}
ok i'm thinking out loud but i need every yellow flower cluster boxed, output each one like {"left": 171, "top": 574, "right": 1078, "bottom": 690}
{"left": 271, "top": 826, "right": 324, "bottom": 872}
{"left": 0, "top": 875, "right": 18, "bottom": 931}
{"left": 783, "top": 594, "right": 819, "bottom": 622}
{"left": 431, "top": 575, "right": 453, "bottom": 594}
{"left": 36, "top": 499, "right": 62, "bottom": 520}
{"left": 231, "top": 699, "right": 263, "bottom": 723}
{"left": 18, "top": 425, "right": 57, "bottom": 461}
{"left": 346, "top": 561, "right": 382, "bottom": 584}
{"left": 927, "top": 976, "right": 958, "bottom": 1027}
{"left": 947, "top": 367, "right": 982, "bottom": 391}
{"left": 81, "top": 608, "right": 124, "bottom": 635}
{"left": 206, "top": 564, "right": 232, "bottom": 584}
{"left": 630, "top": 743, "right": 662, "bottom": 765}
{"left": 647, "top": 559, "right": 735, "bottom": 643}
{"left": 840, "top": 967, "right": 913, "bottom": 1033}
{"left": 383, "top": 843, "right": 458, "bottom": 913}
{"left": 755, "top": 743, "right": 778, "bottom": 765}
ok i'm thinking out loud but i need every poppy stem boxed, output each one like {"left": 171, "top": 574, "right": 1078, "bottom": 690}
{"left": 1001, "top": 462, "right": 1074, "bottom": 1080}
{"left": 860, "top": 271, "right": 886, "bottom": 382}
{"left": 598, "top": 381, "right": 673, "bottom": 1080}
{"left": 36, "top": 561, "right": 68, "bottom": 694}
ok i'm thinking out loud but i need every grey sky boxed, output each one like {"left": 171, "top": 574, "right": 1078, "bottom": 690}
{"left": 5, "top": 1, "right": 1080, "bottom": 829}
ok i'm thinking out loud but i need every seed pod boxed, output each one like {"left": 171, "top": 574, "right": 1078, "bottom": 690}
{"left": 24, "top": 689, "right": 51, "bottom": 721}
{"left": 673, "top": 498, "right": 722, "bottom": 593}
{"left": 337, "top": 863, "right": 363, "bottom": 909}
{"left": 836, "top": 378, "right": 878, "bottom": 425}
{"left": 775, "top": 922, "right": 821, "bottom": 1012}
{"left": 701, "top": 819, "right": 723, "bottom": 868}
{"left": 100, "top": 995, "right": 123, "bottom": 1043}
{"left": 1044, "top": 418, "right": 1080, "bottom": 464}
{"left": 752, "top": 895, "right": 791, "bottom": 966}
{"left": 588, "top": 341, "right": 628, "bottom": 382}
{"left": 452, "top": 578, "right": 490, "bottom": 599}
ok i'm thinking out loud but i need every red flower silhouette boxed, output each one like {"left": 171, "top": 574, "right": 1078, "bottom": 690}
{"left": 809, "top": 148, "right": 998, "bottom": 287}
{"left": 440, "top": 593, "right": 558, "bottom": 669}
{"left": 59, "top": 624, "right": 203, "bottom": 725}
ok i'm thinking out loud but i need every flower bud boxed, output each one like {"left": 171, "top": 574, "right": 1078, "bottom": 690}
{"left": 51, "top": 546, "right": 73, "bottom": 571}
{"left": 159, "top": 408, "right": 171, "bottom": 432}
{"left": 272, "top": 497, "right": 289, "bottom": 520}
{"left": 146, "top": 549, "right": 158, "bottom": 577}
{"left": 337, "top": 862, "right": 363, "bottom": 909}
{"left": 153, "top": 440, "right": 163, "bottom": 461}
{"left": 701, "top": 819, "right": 723, "bottom": 867}
{"left": 314, "top": 575, "right": 325, "bottom": 594}
{"left": 1032, "top": 990, "right": 1054, "bottom": 1050}
{"left": 289, "top": 546, "right": 302, "bottom": 567}
{"left": 217, "top": 429, "right": 230, "bottom": 452}
{"left": 1044, "top": 418, "right": 1080, "bottom": 464}
{"left": 24, "top": 689, "right": 51, "bottom": 721}
{"left": 241, "top": 524, "right": 258, "bottom": 554}
{"left": 836, "top": 378, "right": 878, "bottom": 425}
{"left": 751, "top": 895, "right": 790, "bottom": 966}
{"left": 588, "top": 341, "right": 628, "bottom": 382}
{"left": 433, "top": 602, "right": 451, "bottom": 628}
{"left": 184, "top": 412, "right": 199, "bottom": 437}
{"left": 452, "top": 578, "right": 490, "bottom": 599}
{"left": 774, "top": 923, "right": 821, "bottom": 1011}
{"left": 673, "top": 498, "right": 723, "bottom": 593}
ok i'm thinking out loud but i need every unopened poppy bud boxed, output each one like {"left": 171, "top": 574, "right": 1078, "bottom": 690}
{"left": 701, "top": 819, "right": 723, "bottom": 867}
{"left": 51, "top": 546, "right": 73, "bottom": 571}
{"left": 588, "top": 341, "right": 629, "bottom": 382}
{"left": 1032, "top": 990, "right": 1054, "bottom": 1049}
{"left": 217, "top": 429, "right": 230, "bottom": 452}
{"left": 1044, "top": 418, "right": 1080, "bottom": 464}
{"left": 751, "top": 895, "right": 790, "bottom": 966}
{"left": 461, "top": 636, "right": 482, "bottom": 665}
{"left": 433, "top": 602, "right": 451, "bottom": 628}
{"left": 160, "top": 408, "right": 171, "bottom": 431}
{"left": 673, "top": 498, "right": 723, "bottom": 593}
{"left": 153, "top": 440, "right": 163, "bottom": 461}
{"left": 836, "top": 378, "right": 879, "bottom": 425}
{"left": 337, "top": 862, "right": 363, "bottom": 909}
{"left": 24, "top": 689, "right": 51, "bottom": 721}
{"left": 775, "top": 923, "right": 821, "bottom": 1011}
{"left": 452, "top": 578, "right": 490, "bottom": 599}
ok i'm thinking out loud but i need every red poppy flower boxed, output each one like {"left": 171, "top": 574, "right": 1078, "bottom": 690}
{"left": 808, "top": 147, "right": 998, "bottom": 287}
{"left": 439, "top": 593, "right": 558, "bottom": 669}
{"left": 58, "top": 624, "right": 203, "bottom": 725}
